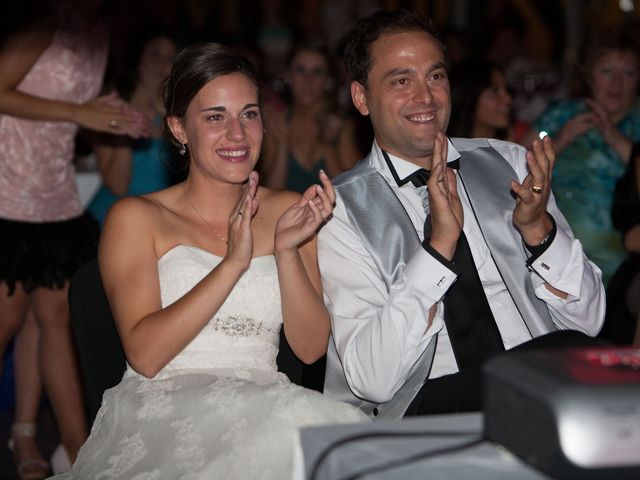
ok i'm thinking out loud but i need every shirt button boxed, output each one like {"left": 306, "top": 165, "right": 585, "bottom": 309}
{"left": 373, "top": 408, "right": 379, "bottom": 416}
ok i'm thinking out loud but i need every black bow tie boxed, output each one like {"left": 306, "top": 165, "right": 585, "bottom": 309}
{"left": 406, "top": 159, "right": 460, "bottom": 187}
{"left": 406, "top": 169, "right": 431, "bottom": 187}
{"left": 381, "top": 148, "right": 461, "bottom": 188}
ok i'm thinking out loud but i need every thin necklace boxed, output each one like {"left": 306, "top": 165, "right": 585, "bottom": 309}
{"left": 183, "top": 184, "right": 227, "bottom": 243}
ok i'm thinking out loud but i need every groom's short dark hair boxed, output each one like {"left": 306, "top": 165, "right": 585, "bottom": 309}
{"left": 343, "top": 9, "right": 448, "bottom": 88}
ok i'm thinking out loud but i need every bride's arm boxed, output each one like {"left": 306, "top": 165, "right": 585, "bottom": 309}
{"left": 99, "top": 194, "right": 254, "bottom": 378}
{"left": 274, "top": 171, "right": 336, "bottom": 363}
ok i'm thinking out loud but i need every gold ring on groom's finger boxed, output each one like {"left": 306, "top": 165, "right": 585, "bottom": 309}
{"left": 531, "top": 184, "right": 544, "bottom": 194}
{"left": 109, "top": 119, "right": 119, "bottom": 129}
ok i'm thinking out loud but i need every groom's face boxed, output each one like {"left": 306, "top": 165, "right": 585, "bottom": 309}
{"left": 351, "top": 30, "right": 451, "bottom": 169}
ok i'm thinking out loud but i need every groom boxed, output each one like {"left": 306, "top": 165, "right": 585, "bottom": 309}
{"left": 318, "top": 9, "right": 606, "bottom": 419}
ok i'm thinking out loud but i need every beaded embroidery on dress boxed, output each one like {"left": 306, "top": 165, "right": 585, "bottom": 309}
{"left": 52, "top": 245, "right": 367, "bottom": 480}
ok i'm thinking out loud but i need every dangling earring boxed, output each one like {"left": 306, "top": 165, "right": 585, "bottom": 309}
{"left": 179, "top": 143, "right": 187, "bottom": 156}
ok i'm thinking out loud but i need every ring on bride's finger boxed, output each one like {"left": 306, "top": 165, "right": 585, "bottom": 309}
{"left": 109, "top": 119, "right": 119, "bottom": 129}
{"left": 531, "top": 184, "right": 544, "bottom": 194}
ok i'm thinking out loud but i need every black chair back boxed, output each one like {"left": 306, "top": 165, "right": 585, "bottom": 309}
{"left": 69, "top": 259, "right": 126, "bottom": 426}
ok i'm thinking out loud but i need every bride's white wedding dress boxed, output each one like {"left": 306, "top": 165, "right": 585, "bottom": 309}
{"left": 53, "top": 245, "right": 367, "bottom": 480}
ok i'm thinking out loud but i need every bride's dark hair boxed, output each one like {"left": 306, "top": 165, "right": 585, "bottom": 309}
{"left": 163, "top": 43, "right": 260, "bottom": 148}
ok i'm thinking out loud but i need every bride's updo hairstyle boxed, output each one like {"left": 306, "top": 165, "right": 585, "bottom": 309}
{"left": 163, "top": 43, "right": 261, "bottom": 150}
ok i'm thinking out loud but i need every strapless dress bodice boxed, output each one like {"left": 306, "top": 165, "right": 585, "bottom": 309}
{"left": 127, "top": 245, "right": 283, "bottom": 378}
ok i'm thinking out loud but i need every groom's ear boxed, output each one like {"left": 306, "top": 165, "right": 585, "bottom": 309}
{"left": 167, "top": 116, "right": 187, "bottom": 145}
{"left": 351, "top": 81, "right": 370, "bottom": 116}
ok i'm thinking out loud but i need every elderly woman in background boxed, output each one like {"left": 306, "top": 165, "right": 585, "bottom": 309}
{"left": 525, "top": 25, "right": 640, "bottom": 286}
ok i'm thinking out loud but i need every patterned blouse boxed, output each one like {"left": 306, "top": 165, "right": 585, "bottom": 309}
{"left": 535, "top": 98, "right": 640, "bottom": 284}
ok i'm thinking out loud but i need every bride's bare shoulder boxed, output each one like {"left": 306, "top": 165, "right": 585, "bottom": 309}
{"left": 101, "top": 185, "right": 187, "bottom": 249}
{"left": 106, "top": 185, "right": 183, "bottom": 224}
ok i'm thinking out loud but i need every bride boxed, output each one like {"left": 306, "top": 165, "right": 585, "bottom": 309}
{"left": 52, "top": 43, "right": 367, "bottom": 479}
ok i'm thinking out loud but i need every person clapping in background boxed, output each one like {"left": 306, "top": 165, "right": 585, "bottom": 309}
{"left": 0, "top": 0, "right": 147, "bottom": 476}
{"left": 525, "top": 25, "right": 640, "bottom": 286}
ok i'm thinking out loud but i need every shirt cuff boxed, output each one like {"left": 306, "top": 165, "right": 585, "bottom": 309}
{"left": 526, "top": 220, "right": 579, "bottom": 296}
{"left": 421, "top": 240, "right": 458, "bottom": 273}
{"left": 405, "top": 243, "right": 458, "bottom": 303}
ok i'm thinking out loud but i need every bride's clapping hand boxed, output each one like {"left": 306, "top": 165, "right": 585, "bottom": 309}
{"left": 225, "top": 171, "right": 260, "bottom": 270}
{"left": 274, "top": 170, "right": 335, "bottom": 253}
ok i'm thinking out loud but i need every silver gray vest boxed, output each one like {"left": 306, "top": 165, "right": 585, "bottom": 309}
{"left": 323, "top": 138, "right": 555, "bottom": 419}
